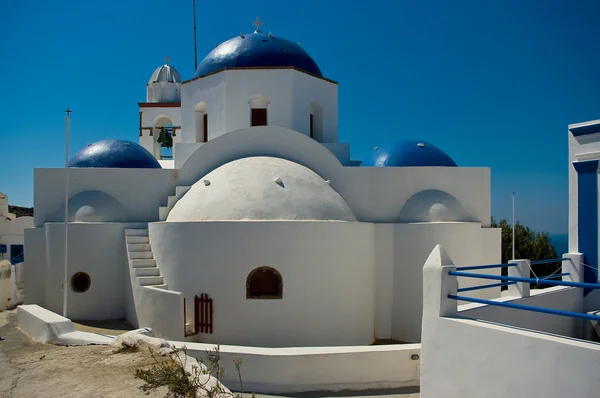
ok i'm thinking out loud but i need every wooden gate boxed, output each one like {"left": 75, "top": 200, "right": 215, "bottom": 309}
{"left": 184, "top": 293, "right": 213, "bottom": 336}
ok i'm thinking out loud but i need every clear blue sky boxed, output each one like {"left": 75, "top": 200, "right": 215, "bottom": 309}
{"left": 1, "top": 0, "right": 599, "bottom": 234}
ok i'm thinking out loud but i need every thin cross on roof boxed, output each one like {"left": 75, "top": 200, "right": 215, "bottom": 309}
{"left": 252, "top": 16, "right": 264, "bottom": 33}
{"left": 164, "top": 56, "right": 170, "bottom": 65}
{"left": 65, "top": 108, "right": 72, "bottom": 117}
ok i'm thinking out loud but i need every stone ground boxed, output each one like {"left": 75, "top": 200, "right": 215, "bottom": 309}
{"left": 0, "top": 309, "right": 419, "bottom": 398}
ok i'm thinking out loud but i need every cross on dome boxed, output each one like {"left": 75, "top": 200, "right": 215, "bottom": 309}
{"left": 252, "top": 16, "right": 264, "bottom": 33}
{"left": 164, "top": 56, "right": 170, "bottom": 65}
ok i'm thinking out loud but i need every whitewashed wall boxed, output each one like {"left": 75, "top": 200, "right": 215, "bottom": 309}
{"left": 36, "top": 223, "right": 129, "bottom": 320}
{"left": 185, "top": 343, "right": 421, "bottom": 394}
{"left": 23, "top": 228, "right": 46, "bottom": 305}
{"left": 149, "top": 221, "right": 375, "bottom": 347}
{"left": 177, "top": 126, "right": 492, "bottom": 225}
{"left": 391, "top": 223, "right": 500, "bottom": 342}
{"left": 33, "top": 168, "right": 177, "bottom": 227}
{"left": 180, "top": 69, "right": 338, "bottom": 143}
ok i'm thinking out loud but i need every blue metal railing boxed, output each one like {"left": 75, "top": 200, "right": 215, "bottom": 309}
{"left": 449, "top": 294, "right": 600, "bottom": 322}
{"left": 456, "top": 263, "right": 518, "bottom": 271}
{"left": 530, "top": 258, "right": 568, "bottom": 265}
{"left": 448, "top": 271, "right": 600, "bottom": 290}
{"left": 457, "top": 281, "right": 516, "bottom": 293}
{"left": 539, "top": 272, "right": 570, "bottom": 279}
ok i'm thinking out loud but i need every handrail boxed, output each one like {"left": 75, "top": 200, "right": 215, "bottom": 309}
{"left": 449, "top": 271, "right": 600, "bottom": 290}
{"left": 457, "top": 281, "right": 516, "bottom": 293}
{"left": 448, "top": 294, "right": 600, "bottom": 322}
{"left": 530, "top": 258, "right": 567, "bottom": 265}
{"left": 456, "top": 263, "right": 518, "bottom": 271}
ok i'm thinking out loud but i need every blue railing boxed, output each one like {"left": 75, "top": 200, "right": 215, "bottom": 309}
{"left": 449, "top": 257, "right": 600, "bottom": 324}
{"left": 449, "top": 271, "right": 600, "bottom": 290}
{"left": 456, "top": 262, "right": 517, "bottom": 271}
{"left": 449, "top": 294, "right": 600, "bottom": 322}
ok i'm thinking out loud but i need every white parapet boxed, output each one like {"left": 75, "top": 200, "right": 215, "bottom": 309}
{"left": 17, "top": 304, "right": 113, "bottom": 345}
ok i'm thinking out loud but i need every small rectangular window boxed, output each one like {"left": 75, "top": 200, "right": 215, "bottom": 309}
{"left": 10, "top": 244, "right": 24, "bottom": 264}
{"left": 251, "top": 108, "right": 267, "bottom": 127}
{"left": 203, "top": 113, "right": 208, "bottom": 142}
{"left": 310, "top": 113, "right": 314, "bottom": 139}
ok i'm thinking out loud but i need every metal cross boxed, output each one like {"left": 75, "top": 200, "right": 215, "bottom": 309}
{"left": 252, "top": 16, "right": 264, "bottom": 33}
{"left": 65, "top": 108, "right": 72, "bottom": 117}
{"left": 164, "top": 56, "right": 170, "bottom": 65}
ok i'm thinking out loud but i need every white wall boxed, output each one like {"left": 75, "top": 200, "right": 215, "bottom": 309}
{"left": 460, "top": 286, "right": 583, "bottom": 338}
{"left": 33, "top": 168, "right": 177, "bottom": 227}
{"left": 180, "top": 69, "right": 338, "bottom": 144}
{"left": 149, "top": 221, "right": 375, "bottom": 347}
{"left": 177, "top": 126, "right": 492, "bottom": 225}
{"left": 39, "top": 223, "right": 129, "bottom": 320}
{"left": 184, "top": 343, "right": 421, "bottom": 394}
{"left": 392, "top": 223, "right": 501, "bottom": 342}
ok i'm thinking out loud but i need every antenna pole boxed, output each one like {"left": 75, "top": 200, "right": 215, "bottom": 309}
{"left": 63, "top": 108, "right": 72, "bottom": 317}
{"left": 193, "top": 0, "right": 198, "bottom": 70}
{"left": 512, "top": 191, "right": 516, "bottom": 260}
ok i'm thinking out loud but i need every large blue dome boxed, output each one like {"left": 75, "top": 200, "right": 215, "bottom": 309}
{"left": 69, "top": 140, "right": 161, "bottom": 169}
{"left": 361, "top": 140, "right": 457, "bottom": 167}
{"left": 194, "top": 32, "right": 323, "bottom": 78}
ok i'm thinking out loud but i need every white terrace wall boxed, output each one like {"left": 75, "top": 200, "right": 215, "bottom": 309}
{"left": 420, "top": 244, "right": 600, "bottom": 398}
{"left": 183, "top": 343, "right": 421, "bottom": 394}
{"left": 33, "top": 168, "right": 177, "bottom": 227}
{"left": 149, "top": 220, "right": 375, "bottom": 347}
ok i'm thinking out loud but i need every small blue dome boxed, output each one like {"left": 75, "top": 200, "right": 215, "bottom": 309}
{"left": 69, "top": 140, "right": 161, "bottom": 169}
{"left": 194, "top": 32, "right": 322, "bottom": 78}
{"left": 361, "top": 140, "right": 457, "bottom": 167}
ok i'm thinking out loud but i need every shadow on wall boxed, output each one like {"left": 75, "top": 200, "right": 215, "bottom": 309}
{"left": 398, "top": 190, "right": 473, "bottom": 223}
{"left": 56, "top": 190, "right": 126, "bottom": 222}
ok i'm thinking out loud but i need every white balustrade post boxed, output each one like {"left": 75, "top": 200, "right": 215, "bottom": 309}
{"left": 507, "top": 259, "right": 530, "bottom": 298}
{"left": 562, "top": 253, "right": 584, "bottom": 283}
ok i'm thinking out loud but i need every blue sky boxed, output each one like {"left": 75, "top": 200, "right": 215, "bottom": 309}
{"left": 1, "top": 0, "right": 599, "bottom": 234}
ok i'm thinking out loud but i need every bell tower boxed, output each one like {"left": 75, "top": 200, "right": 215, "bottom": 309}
{"left": 138, "top": 57, "right": 183, "bottom": 168}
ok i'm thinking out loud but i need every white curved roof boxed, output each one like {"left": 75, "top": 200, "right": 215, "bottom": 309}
{"left": 148, "top": 64, "right": 182, "bottom": 84}
{"left": 167, "top": 157, "right": 356, "bottom": 222}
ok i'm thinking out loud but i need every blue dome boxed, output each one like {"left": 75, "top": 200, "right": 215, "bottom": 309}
{"left": 361, "top": 140, "right": 457, "bottom": 167}
{"left": 194, "top": 32, "right": 322, "bottom": 78}
{"left": 69, "top": 140, "right": 161, "bottom": 169}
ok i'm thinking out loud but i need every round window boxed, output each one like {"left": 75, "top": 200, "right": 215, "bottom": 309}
{"left": 71, "top": 272, "right": 91, "bottom": 293}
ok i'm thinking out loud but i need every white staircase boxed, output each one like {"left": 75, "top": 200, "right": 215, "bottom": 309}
{"left": 159, "top": 185, "right": 191, "bottom": 221}
{"left": 125, "top": 228, "right": 167, "bottom": 289}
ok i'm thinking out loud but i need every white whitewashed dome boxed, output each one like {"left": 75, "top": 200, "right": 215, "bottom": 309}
{"left": 167, "top": 157, "right": 356, "bottom": 222}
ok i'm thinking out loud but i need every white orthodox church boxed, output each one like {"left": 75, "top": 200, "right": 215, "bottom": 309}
{"left": 24, "top": 19, "right": 502, "bottom": 347}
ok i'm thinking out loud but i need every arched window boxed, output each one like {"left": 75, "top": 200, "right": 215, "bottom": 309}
{"left": 250, "top": 95, "right": 269, "bottom": 127}
{"left": 195, "top": 102, "right": 208, "bottom": 143}
{"left": 246, "top": 266, "right": 282, "bottom": 299}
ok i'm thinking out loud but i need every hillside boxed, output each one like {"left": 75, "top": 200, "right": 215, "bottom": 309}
{"left": 8, "top": 205, "right": 34, "bottom": 218}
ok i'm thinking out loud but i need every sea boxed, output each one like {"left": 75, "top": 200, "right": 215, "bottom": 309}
{"left": 550, "top": 233, "right": 569, "bottom": 256}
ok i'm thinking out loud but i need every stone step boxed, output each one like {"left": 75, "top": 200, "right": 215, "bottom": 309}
{"left": 130, "top": 251, "right": 153, "bottom": 260}
{"left": 167, "top": 196, "right": 177, "bottom": 209}
{"left": 131, "top": 259, "right": 156, "bottom": 268}
{"left": 153, "top": 284, "right": 168, "bottom": 290}
{"left": 158, "top": 206, "right": 169, "bottom": 221}
{"left": 138, "top": 276, "right": 164, "bottom": 286}
{"left": 126, "top": 236, "right": 149, "bottom": 244}
{"left": 175, "top": 186, "right": 191, "bottom": 199}
{"left": 127, "top": 243, "right": 151, "bottom": 252}
{"left": 125, "top": 229, "right": 148, "bottom": 236}
{"left": 134, "top": 267, "right": 160, "bottom": 277}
